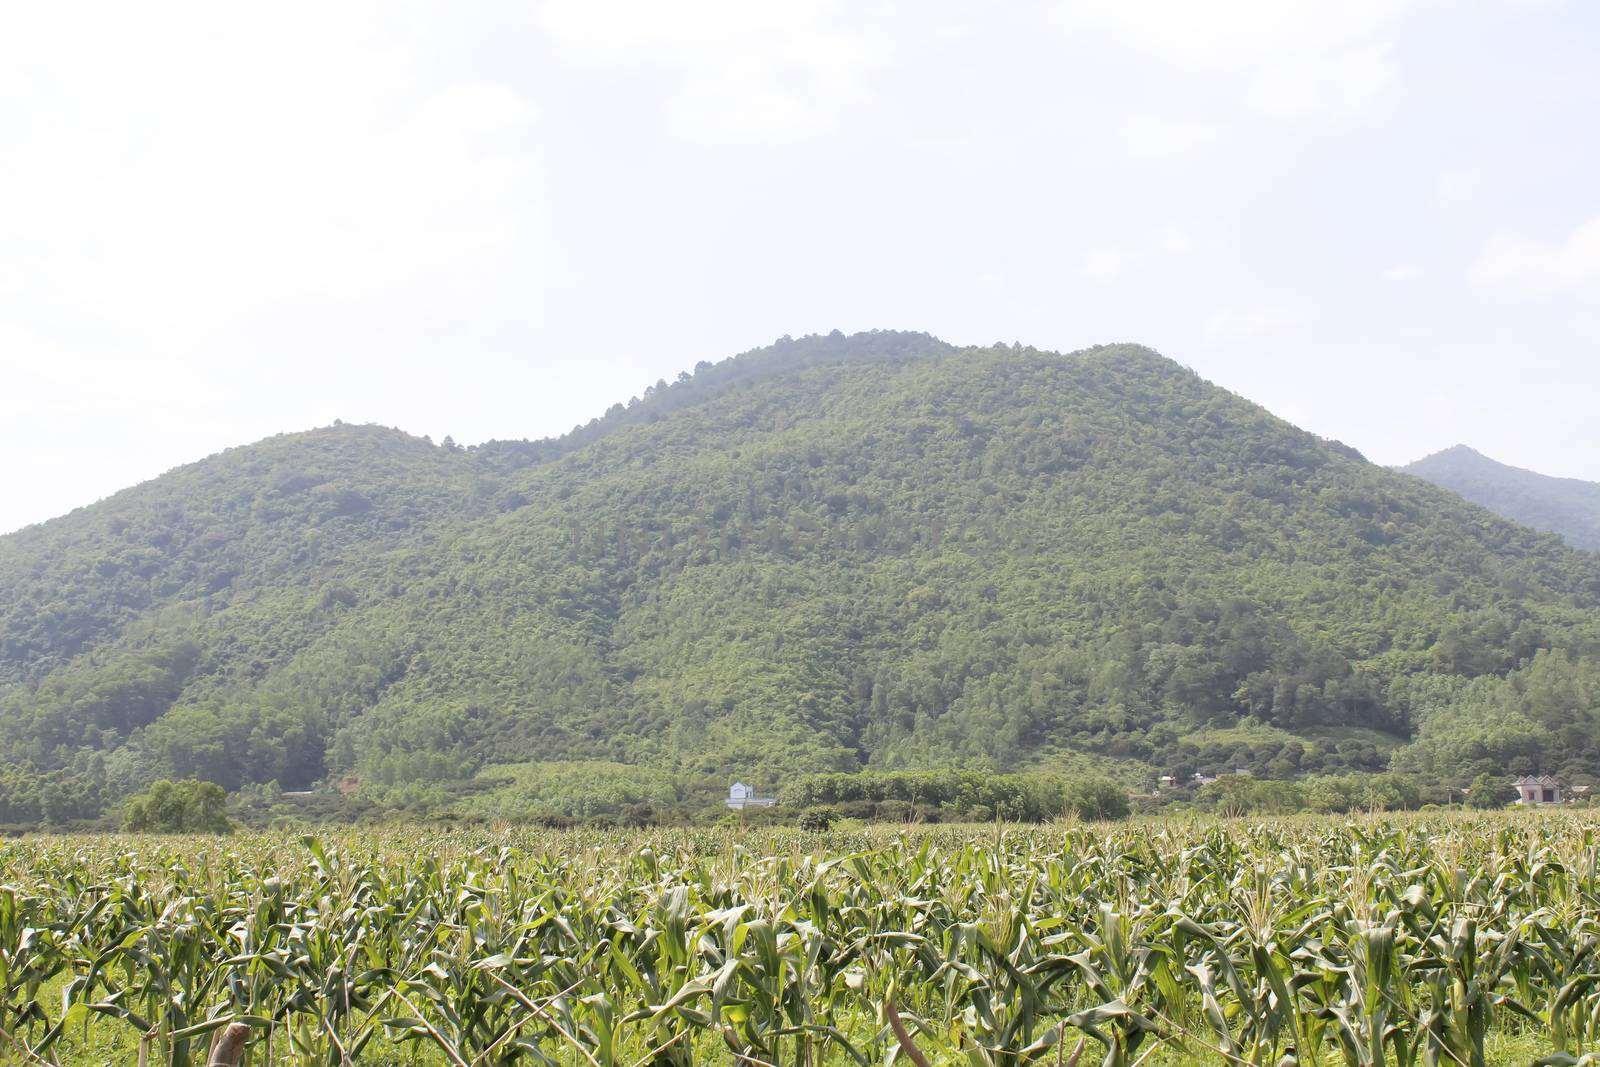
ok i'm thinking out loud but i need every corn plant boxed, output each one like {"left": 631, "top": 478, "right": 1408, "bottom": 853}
{"left": 3, "top": 814, "right": 1600, "bottom": 1065}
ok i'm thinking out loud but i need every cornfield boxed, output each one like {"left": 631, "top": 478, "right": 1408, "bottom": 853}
{"left": 3, "top": 814, "right": 1600, "bottom": 1066}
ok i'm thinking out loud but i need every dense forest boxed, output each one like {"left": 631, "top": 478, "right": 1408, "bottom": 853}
{"left": 3, "top": 331, "right": 1600, "bottom": 828}
{"left": 1403, "top": 445, "right": 1600, "bottom": 551}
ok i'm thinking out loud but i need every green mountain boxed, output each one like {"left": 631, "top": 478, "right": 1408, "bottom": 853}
{"left": 1403, "top": 445, "right": 1600, "bottom": 552}
{"left": 4, "top": 332, "right": 1599, "bottom": 825}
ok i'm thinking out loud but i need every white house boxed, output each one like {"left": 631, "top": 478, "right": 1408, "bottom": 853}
{"left": 1514, "top": 775, "right": 1563, "bottom": 806}
{"left": 727, "top": 782, "right": 778, "bottom": 810}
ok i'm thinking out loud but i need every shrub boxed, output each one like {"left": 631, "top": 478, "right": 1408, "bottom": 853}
{"left": 797, "top": 807, "right": 838, "bottom": 832}
{"left": 123, "top": 779, "right": 234, "bottom": 833}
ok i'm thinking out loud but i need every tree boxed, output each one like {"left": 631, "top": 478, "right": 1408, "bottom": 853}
{"left": 1464, "top": 772, "right": 1511, "bottom": 810}
{"left": 798, "top": 806, "right": 839, "bottom": 831}
{"left": 123, "top": 779, "right": 234, "bottom": 833}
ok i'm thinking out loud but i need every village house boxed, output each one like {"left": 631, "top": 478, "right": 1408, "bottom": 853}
{"left": 726, "top": 782, "right": 778, "bottom": 810}
{"left": 1514, "top": 775, "right": 1563, "bottom": 805}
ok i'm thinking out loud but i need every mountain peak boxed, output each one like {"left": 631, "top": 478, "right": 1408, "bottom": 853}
{"left": 1437, "top": 444, "right": 1484, "bottom": 459}
{"left": 1404, "top": 445, "right": 1600, "bottom": 551}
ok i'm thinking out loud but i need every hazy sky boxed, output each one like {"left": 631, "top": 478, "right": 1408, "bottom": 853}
{"left": 2, "top": 0, "right": 1598, "bottom": 533}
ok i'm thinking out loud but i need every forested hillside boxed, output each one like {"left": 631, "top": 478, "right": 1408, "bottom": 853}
{"left": 1403, "top": 445, "right": 1600, "bottom": 551}
{"left": 4, "top": 331, "right": 1600, "bottom": 827}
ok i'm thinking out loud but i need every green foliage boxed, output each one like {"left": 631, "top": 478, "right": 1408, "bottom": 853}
{"left": 1197, "top": 771, "right": 1425, "bottom": 815}
{"left": 1299, "top": 771, "right": 1424, "bottom": 813}
{"left": 784, "top": 768, "right": 1130, "bottom": 821}
{"left": 0, "top": 762, "right": 105, "bottom": 829}
{"left": 1390, "top": 649, "right": 1600, "bottom": 792}
{"left": 1197, "top": 774, "right": 1305, "bottom": 815}
{"left": 121, "top": 778, "right": 233, "bottom": 833}
{"left": 796, "top": 806, "right": 838, "bottom": 831}
{"left": 447, "top": 760, "right": 699, "bottom": 825}
{"left": 1465, "top": 772, "right": 1513, "bottom": 809}
{"left": 3, "top": 331, "right": 1600, "bottom": 829}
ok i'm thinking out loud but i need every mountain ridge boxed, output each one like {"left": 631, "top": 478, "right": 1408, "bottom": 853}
{"left": 4, "top": 331, "right": 1599, "bottom": 827}
{"left": 1403, "top": 444, "right": 1600, "bottom": 552}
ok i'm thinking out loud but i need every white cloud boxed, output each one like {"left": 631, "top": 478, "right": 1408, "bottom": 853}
{"left": 1248, "top": 43, "right": 1396, "bottom": 120}
{"left": 1119, "top": 116, "right": 1219, "bottom": 158}
{"left": 1205, "top": 304, "right": 1306, "bottom": 338}
{"left": 1078, "top": 225, "right": 1206, "bottom": 283}
{"left": 0, "top": 1, "right": 550, "bottom": 532}
{"left": 1154, "top": 225, "right": 1197, "bottom": 254}
{"left": 1073, "top": 224, "right": 1210, "bottom": 285}
{"left": 1472, "top": 217, "right": 1600, "bottom": 300}
{"left": 1059, "top": 0, "right": 1412, "bottom": 68}
{"left": 1437, "top": 167, "right": 1481, "bottom": 207}
{"left": 1059, "top": 0, "right": 1415, "bottom": 119}
{"left": 1384, "top": 264, "right": 1424, "bottom": 283}
{"left": 0, "top": 4, "right": 547, "bottom": 353}
{"left": 1082, "top": 246, "right": 1137, "bottom": 281}
{"left": 1578, "top": 309, "right": 1600, "bottom": 347}
{"left": 538, "top": 0, "right": 886, "bottom": 144}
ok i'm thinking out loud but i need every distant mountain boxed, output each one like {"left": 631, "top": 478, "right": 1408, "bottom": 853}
{"left": 3, "top": 331, "right": 1600, "bottom": 828}
{"left": 1403, "top": 445, "right": 1600, "bottom": 552}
